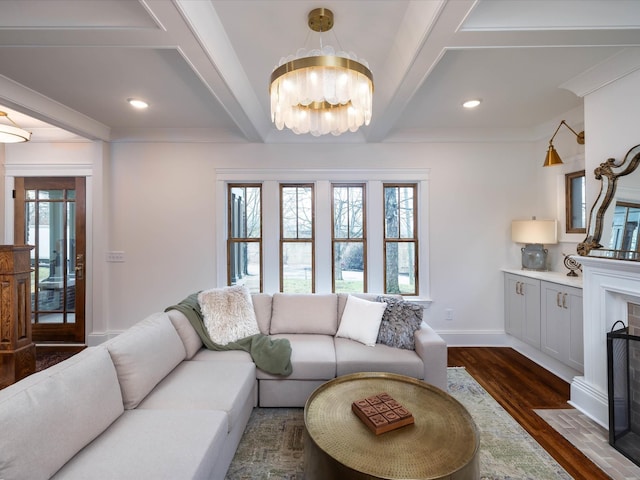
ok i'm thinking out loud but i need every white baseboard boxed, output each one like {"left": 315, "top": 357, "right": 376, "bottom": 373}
{"left": 438, "top": 330, "right": 508, "bottom": 347}
{"left": 569, "top": 376, "right": 609, "bottom": 429}
{"left": 87, "top": 331, "right": 122, "bottom": 346}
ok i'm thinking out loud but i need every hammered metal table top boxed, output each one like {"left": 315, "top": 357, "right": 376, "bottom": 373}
{"left": 304, "top": 372, "right": 480, "bottom": 479}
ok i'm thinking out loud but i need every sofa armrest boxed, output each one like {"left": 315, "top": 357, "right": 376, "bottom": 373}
{"left": 414, "top": 324, "right": 447, "bottom": 392}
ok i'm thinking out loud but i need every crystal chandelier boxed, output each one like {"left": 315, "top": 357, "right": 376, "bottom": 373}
{"left": 269, "top": 8, "right": 374, "bottom": 137}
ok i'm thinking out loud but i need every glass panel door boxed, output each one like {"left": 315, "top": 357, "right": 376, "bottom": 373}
{"left": 15, "top": 177, "right": 85, "bottom": 343}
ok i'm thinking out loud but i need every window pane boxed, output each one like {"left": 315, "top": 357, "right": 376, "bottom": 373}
{"left": 334, "top": 242, "right": 364, "bottom": 293}
{"left": 229, "top": 241, "right": 261, "bottom": 293}
{"left": 282, "top": 186, "right": 313, "bottom": 239}
{"left": 333, "top": 187, "right": 349, "bottom": 238}
{"left": 570, "top": 176, "right": 586, "bottom": 230}
{"left": 384, "top": 187, "right": 400, "bottom": 238}
{"left": 386, "top": 242, "right": 416, "bottom": 295}
{"left": 398, "top": 186, "right": 414, "bottom": 238}
{"left": 334, "top": 186, "right": 364, "bottom": 239}
{"left": 230, "top": 186, "right": 261, "bottom": 239}
{"left": 385, "top": 185, "right": 415, "bottom": 240}
{"left": 282, "top": 242, "right": 312, "bottom": 293}
{"left": 228, "top": 184, "right": 262, "bottom": 291}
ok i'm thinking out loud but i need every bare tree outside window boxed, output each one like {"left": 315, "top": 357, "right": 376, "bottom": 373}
{"left": 332, "top": 184, "right": 366, "bottom": 293}
{"left": 384, "top": 184, "right": 417, "bottom": 295}
{"left": 228, "top": 185, "right": 262, "bottom": 292}
{"left": 281, "top": 185, "right": 314, "bottom": 293}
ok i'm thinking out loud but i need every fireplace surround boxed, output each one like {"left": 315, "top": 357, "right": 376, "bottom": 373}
{"left": 571, "top": 255, "right": 640, "bottom": 429}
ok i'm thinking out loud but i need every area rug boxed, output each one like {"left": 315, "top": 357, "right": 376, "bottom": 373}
{"left": 225, "top": 367, "right": 571, "bottom": 480}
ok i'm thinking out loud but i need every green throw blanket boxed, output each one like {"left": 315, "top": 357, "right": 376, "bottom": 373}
{"left": 165, "top": 293, "right": 292, "bottom": 376}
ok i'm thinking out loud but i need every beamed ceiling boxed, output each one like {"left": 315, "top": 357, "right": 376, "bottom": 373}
{"left": 0, "top": 0, "right": 639, "bottom": 143}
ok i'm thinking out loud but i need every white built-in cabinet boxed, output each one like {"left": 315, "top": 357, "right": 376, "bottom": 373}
{"left": 504, "top": 271, "right": 583, "bottom": 372}
{"left": 505, "top": 273, "right": 541, "bottom": 348}
{"left": 540, "top": 282, "right": 584, "bottom": 371}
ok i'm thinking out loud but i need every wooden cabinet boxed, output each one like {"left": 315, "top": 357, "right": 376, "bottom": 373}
{"left": 505, "top": 273, "right": 541, "bottom": 348}
{"left": 541, "top": 281, "right": 584, "bottom": 371}
{"left": 504, "top": 272, "right": 583, "bottom": 372}
{"left": 0, "top": 245, "right": 35, "bottom": 388}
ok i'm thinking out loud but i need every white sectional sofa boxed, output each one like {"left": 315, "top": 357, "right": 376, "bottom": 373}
{"left": 0, "top": 292, "right": 446, "bottom": 480}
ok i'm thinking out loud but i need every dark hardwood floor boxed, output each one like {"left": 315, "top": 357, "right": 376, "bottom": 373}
{"left": 448, "top": 347, "right": 610, "bottom": 480}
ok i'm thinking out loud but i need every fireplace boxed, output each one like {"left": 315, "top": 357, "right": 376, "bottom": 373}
{"left": 607, "top": 320, "right": 640, "bottom": 466}
{"left": 570, "top": 255, "right": 640, "bottom": 429}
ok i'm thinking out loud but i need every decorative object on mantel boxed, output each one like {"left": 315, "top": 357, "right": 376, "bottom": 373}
{"left": 543, "top": 120, "right": 585, "bottom": 167}
{"left": 577, "top": 144, "right": 640, "bottom": 259}
{"left": 269, "top": 7, "right": 374, "bottom": 136}
{"left": 512, "top": 217, "right": 558, "bottom": 271}
{"left": 0, "top": 111, "right": 31, "bottom": 143}
{"left": 563, "top": 253, "right": 582, "bottom": 277}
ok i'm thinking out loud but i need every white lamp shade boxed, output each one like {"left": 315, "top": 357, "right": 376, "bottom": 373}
{"left": 511, "top": 219, "right": 557, "bottom": 244}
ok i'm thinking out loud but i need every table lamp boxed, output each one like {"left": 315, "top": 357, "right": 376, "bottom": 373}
{"left": 511, "top": 218, "right": 557, "bottom": 271}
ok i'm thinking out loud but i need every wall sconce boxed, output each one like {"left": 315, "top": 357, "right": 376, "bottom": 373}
{"left": 512, "top": 218, "right": 558, "bottom": 271}
{"left": 543, "top": 120, "right": 585, "bottom": 167}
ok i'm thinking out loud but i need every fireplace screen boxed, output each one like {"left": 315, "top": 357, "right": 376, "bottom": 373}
{"left": 607, "top": 321, "right": 640, "bottom": 466}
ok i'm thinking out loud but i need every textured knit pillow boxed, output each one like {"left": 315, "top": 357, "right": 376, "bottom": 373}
{"left": 376, "top": 297, "right": 423, "bottom": 350}
{"left": 198, "top": 285, "right": 260, "bottom": 345}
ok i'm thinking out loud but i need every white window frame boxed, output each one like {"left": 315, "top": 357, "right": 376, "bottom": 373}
{"left": 216, "top": 168, "right": 430, "bottom": 300}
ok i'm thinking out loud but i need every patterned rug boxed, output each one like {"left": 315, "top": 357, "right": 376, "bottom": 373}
{"left": 225, "top": 367, "right": 571, "bottom": 480}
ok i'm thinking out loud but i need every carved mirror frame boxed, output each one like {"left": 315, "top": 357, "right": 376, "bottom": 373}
{"left": 578, "top": 144, "right": 640, "bottom": 260}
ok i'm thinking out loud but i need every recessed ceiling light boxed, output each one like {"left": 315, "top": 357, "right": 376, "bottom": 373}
{"left": 462, "top": 99, "right": 481, "bottom": 109}
{"left": 127, "top": 98, "right": 149, "bottom": 109}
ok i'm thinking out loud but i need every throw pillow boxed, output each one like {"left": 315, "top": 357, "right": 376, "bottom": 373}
{"left": 198, "top": 285, "right": 260, "bottom": 346}
{"left": 376, "top": 297, "right": 423, "bottom": 350}
{"left": 336, "top": 295, "right": 387, "bottom": 346}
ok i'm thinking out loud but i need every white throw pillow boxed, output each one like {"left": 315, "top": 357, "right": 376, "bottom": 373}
{"left": 336, "top": 295, "right": 387, "bottom": 346}
{"left": 198, "top": 285, "right": 260, "bottom": 345}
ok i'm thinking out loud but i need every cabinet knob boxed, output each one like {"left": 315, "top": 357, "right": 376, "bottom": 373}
{"left": 562, "top": 293, "right": 568, "bottom": 309}
{"left": 556, "top": 291, "right": 562, "bottom": 308}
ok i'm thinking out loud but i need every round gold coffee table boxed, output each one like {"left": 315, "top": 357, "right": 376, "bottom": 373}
{"left": 304, "top": 372, "right": 480, "bottom": 480}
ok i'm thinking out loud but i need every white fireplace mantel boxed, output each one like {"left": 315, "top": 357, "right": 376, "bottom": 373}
{"left": 570, "top": 255, "right": 640, "bottom": 428}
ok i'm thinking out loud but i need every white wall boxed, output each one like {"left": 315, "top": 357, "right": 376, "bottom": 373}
{"left": 3, "top": 136, "right": 572, "bottom": 343}
{"left": 584, "top": 69, "right": 640, "bottom": 208}
{"left": 106, "top": 141, "right": 543, "bottom": 341}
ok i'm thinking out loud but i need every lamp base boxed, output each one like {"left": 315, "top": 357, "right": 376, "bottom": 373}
{"left": 521, "top": 244, "right": 548, "bottom": 271}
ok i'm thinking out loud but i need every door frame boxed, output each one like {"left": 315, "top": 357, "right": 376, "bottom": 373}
{"left": 4, "top": 165, "right": 93, "bottom": 344}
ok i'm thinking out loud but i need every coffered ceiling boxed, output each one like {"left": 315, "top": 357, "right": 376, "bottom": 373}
{"left": 0, "top": 0, "right": 639, "bottom": 143}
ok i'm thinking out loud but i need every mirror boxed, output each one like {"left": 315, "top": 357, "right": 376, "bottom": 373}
{"left": 578, "top": 144, "right": 640, "bottom": 260}
{"left": 565, "top": 170, "right": 586, "bottom": 234}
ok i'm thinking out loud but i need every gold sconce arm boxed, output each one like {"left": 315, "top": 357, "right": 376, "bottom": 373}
{"left": 543, "top": 120, "right": 585, "bottom": 167}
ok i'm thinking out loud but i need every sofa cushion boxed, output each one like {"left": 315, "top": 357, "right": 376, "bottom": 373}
{"left": 376, "top": 297, "right": 424, "bottom": 350}
{"left": 0, "top": 347, "right": 124, "bottom": 480}
{"left": 51, "top": 409, "right": 227, "bottom": 480}
{"left": 137, "top": 361, "right": 256, "bottom": 432}
{"left": 256, "top": 334, "right": 336, "bottom": 380}
{"left": 106, "top": 311, "right": 186, "bottom": 409}
{"left": 336, "top": 294, "right": 387, "bottom": 346}
{"left": 166, "top": 308, "right": 203, "bottom": 359}
{"left": 251, "top": 293, "right": 273, "bottom": 334}
{"left": 334, "top": 337, "right": 424, "bottom": 378}
{"left": 270, "top": 293, "right": 338, "bottom": 335}
{"left": 198, "top": 285, "right": 260, "bottom": 345}
{"left": 191, "top": 348, "right": 253, "bottom": 363}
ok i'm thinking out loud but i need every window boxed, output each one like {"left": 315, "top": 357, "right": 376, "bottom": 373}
{"left": 281, "top": 184, "right": 314, "bottom": 293}
{"left": 227, "top": 184, "right": 262, "bottom": 292}
{"left": 219, "top": 169, "right": 428, "bottom": 297}
{"left": 384, "top": 184, "right": 418, "bottom": 295}
{"left": 332, "top": 184, "right": 366, "bottom": 293}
